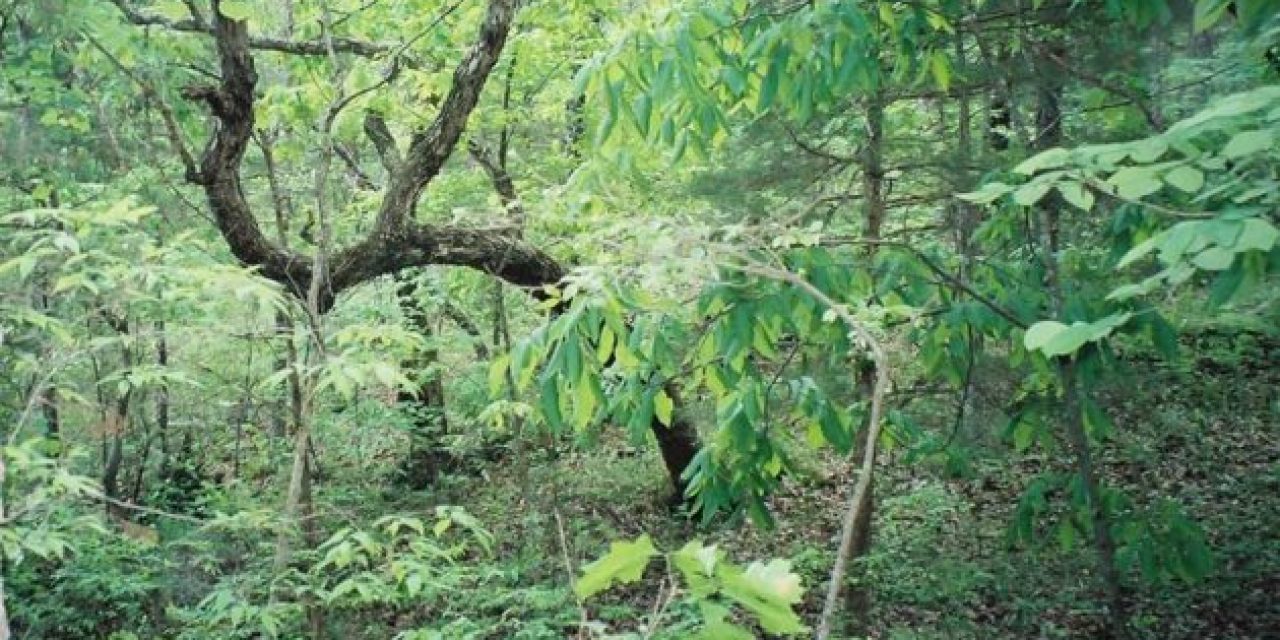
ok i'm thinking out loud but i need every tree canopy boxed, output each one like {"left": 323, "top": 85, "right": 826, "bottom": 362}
{"left": 2, "top": 0, "right": 1278, "bottom": 638}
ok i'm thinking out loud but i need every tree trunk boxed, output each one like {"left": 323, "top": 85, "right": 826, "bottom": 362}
{"left": 655, "top": 384, "right": 699, "bottom": 501}
{"left": 0, "top": 453, "right": 10, "bottom": 640}
{"left": 1034, "top": 30, "right": 1125, "bottom": 637}
{"left": 39, "top": 385, "right": 58, "bottom": 443}
{"left": 152, "top": 0, "right": 704, "bottom": 504}
{"left": 841, "top": 88, "right": 887, "bottom": 634}
{"left": 395, "top": 273, "right": 451, "bottom": 488}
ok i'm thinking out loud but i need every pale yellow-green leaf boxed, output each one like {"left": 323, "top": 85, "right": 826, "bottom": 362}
{"left": 574, "top": 535, "right": 658, "bottom": 600}
{"left": 218, "top": 0, "right": 254, "bottom": 21}
{"left": 654, "top": 389, "right": 674, "bottom": 427}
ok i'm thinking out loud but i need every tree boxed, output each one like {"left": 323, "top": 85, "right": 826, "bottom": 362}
{"left": 112, "top": 0, "right": 701, "bottom": 499}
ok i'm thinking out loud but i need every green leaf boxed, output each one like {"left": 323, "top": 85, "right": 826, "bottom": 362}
{"left": 572, "top": 375, "right": 599, "bottom": 430}
{"left": 1163, "top": 166, "right": 1205, "bottom": 193}
{"left": 1221, "top": 130, "right": 1272, "bottom": 159}
{"left": 1057, "top": 181, "right": 1094, "bottom": 212}
{"left": 1056, "top": 519, "right": 1078, "bottom": 551}
{"left": 1082, "top": 396, "right": 1115, "bottom": 440}
{"left": 1192, "top": 247, "right": 1235, "bottom": 271}
{"left": 631, "top": 94, "right": 653, "bottom": 137}
{"left": 1121, "top": 238, "right": 1162, "bottom": 270}
{"left": 654, "top": 388, "right": 674, "bottom": 427}
{"left": 218, "top": 0, "right": 253, "bottom": 21}
{"left": 1128, "top": 137, "right": 1169, "bottom": 163}
{"left": 596, "top": 326, "right": 616, "bottom": 364}
{"left": 695, "top": 602, "right": 755, "bottom": 640}
{"left": 539, "top": 376, "right": 563, "bottom": 431}
{"left": 957, "top": 181, "right": 1014, "bottom": 204}
{"left": 1025, "top": 314, "right": 1132, "bottom": 358}
{"left": 1013, "top": 181, "right": 1052, "bottom": 206}
{"left": 1193, "top": 0, "right": 1232, "bottom": 31}
{"left": 929, "top": 52, "right": 951, "bottom": 91}
{"left": 574, "top": 535, "right": 658, "bottom": 600}
{"left": 1013, "top": 147, "right": 1069, "bottom": 175}
{"left": 1236, "top": 218, "right": 1279, "bottom": 252}
{"left": 1041, "top": 323, "right": 1097, "bottom": 358}
{"left": 1108, "top": 166, "right": 1163, "bottom": 200}
{"left": 1023, "top": 321, "right": 1068, "bottom": 353}
{"left": 719, "top": 560, "right": 807, "bottom": 634}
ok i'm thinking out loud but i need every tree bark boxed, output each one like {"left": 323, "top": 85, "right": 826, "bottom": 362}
{"left": 839, "top": 88, "right": 887, "bottom": 634}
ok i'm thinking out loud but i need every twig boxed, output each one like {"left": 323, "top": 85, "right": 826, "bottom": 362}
{"left": 553, "top": 506, "right": 591, "bottom": 639}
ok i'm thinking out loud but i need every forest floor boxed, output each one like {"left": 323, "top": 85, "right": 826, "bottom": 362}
{"left": 408, "top": 325, "right": 1280, "bottom": 639}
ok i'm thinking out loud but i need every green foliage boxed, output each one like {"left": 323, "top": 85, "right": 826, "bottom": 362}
{"left": 575, "top": 534, "right": 807, "bottom": 637}
{"left": 3, "top": 1, "right": 1279, "bottom": 638}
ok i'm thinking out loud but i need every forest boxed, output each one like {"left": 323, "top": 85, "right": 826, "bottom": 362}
{"left": 1, "top": 0, "right": 1278, "bottom": 638}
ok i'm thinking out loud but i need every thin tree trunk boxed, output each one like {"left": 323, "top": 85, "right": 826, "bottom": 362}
{"left": 103, "top": 322, "right": 134, "bottom": 520}
{"left": 0, "top": 451, "right": 10, "bottom": 640}
{"left": 39, "top": 385, "right": 58, "bottom": 442}
{"left": 155, "top": 321, "right": 170, "bottom": 465}
{"left": 1033, "top": 30, "right": 1125, "bottom": 636}
{"left": 839, "top": 87, "right": 887, "bottom": 634}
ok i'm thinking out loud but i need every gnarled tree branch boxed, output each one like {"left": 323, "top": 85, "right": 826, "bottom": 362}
{"left": 174, "top": 0, "right": 556, "bottom": 311}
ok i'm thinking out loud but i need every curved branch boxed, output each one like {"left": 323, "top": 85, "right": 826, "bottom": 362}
{"left": 330, "top": 225, "right": 565, "bottom": 300}
{"left": 109, "top": 0, "right": 405, "bottom": 59}
{"left": 181, "top": 1, "right": 316, "bottom": 296}
{"left": 375, "top": 0, "right": 518, "bottom": 232}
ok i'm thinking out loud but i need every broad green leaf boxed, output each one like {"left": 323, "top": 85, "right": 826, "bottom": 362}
{"left": 539, "top": 376, "right": 563, "bottom": 431}
{"left": 1014, "top": 147, "right": 1069, "bottom": 175}
{"left": 1127, "top": 137, "right": 1168, "bottom": 163}
{"left": 1220, "top": 129, "right": 1272, "bottom": 159}
{"left": 1025, "top": 314, "right": 1131, "bottom": 357}
{"left": 1192, "top": 247, "right": 1235, "bottom": 271}
{"left": 1193, "top": 0, "right": 1232, "bottom": 31}
{"left": 695, "top": 602, "right": 754, "bottom": 640}
{"left": 1236, "top": 218, "right": 1280, "bottom": 251}
{"left": 1108, "top": 166, "right": 1163, "bottom": 200}
{"left": 1057, "top": 181, "right": 1094, "bottom": 211}
{"left": 596, "top": 326, "right": 616, "bottom": 364}
{"left": 719, "top": 560, "right": 807, "bottom": 634}
{"left": 957, "top": 181, "right": 1014, "bottom": 204}
{"left": 572, "top": 375, "right": 599, "bottom": 429}
{"left": 929, "top": 52, "right": 951, "bottom": 91}
{"left": 1057, "top": 520, "right": 1078, "bottom": 551}
{"left": 1023, "top": 321, "right": 1068, "bottom": 353}
{"left": 1164, "top": 166, "right": 1204, "bottom": 193}
{"left": 574, "top": 535, "right": 658, "bottom": 600}
{"left": 1041, "top": 323, "right": 1096, "bottom": 358}
{"left": 672, "top": 541, "right": 720, "bottom": 598}
{"left": 1013, "top": 181, "right": 1052, "bottom": 206}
